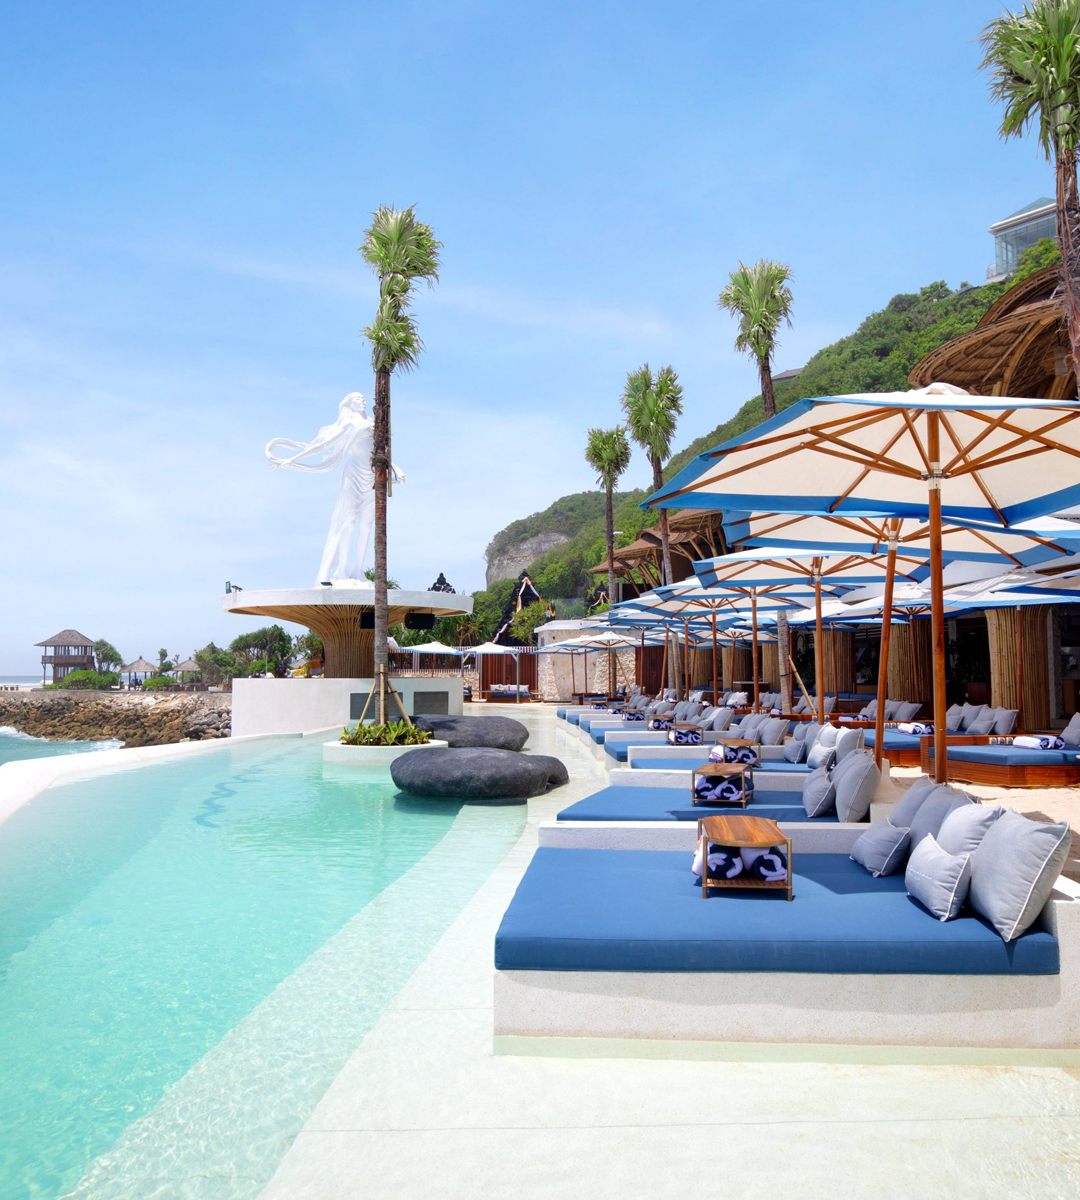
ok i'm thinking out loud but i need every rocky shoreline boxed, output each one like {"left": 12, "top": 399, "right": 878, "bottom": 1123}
{"left": 0, "top": 691, "right": 231, "bottom": 748}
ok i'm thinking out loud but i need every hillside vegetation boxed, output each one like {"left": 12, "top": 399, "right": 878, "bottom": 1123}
{"left": 484, "top": 241, "right": 1060, "bottom": 604}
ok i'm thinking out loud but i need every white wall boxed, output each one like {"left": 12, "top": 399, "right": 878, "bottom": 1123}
{"left": 232, "top": 677, "right": 463, "bottom": 737}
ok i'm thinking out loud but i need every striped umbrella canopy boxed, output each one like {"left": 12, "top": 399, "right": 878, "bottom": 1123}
{"left": 644, "top": 382, "right": 1080, "bottom": 780}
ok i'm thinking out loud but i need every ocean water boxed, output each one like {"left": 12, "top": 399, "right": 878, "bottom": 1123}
{"left": 0, "top": 728, "right": 122, "bottom": 767}
{"left": 0, "top": 736, "right": 525, "bottom": 1199}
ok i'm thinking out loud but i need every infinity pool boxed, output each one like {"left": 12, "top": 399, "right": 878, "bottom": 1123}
{"left": 0, "top": 736, "right": 526, "bottom": 1199}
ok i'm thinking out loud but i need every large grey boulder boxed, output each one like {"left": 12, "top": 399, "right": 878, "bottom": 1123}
{"left": 391, "top": 747, "right": 568, "bottom": 800}
{"left": 413, "top": 714, "right": 528, "bottom": 751}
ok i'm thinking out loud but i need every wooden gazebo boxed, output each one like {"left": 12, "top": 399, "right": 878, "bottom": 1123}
{"left": 35, "top": 629, "right": 95, "bottom": 684}
{"left": 909, "top": 267, "right": 1076, "bottom": 399}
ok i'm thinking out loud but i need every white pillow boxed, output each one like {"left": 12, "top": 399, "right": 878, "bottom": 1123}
{"left": 807, "top": 723, "right": 839, "bottom": 770}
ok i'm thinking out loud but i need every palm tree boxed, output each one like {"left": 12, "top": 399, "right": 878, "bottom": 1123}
{"left": 584, "top": 426, "right": 632, "bottom": 607}
{"left": 360, "top": 205, "right": 442, "bottom": 720}
{"left": 718, "top": 259, "right": 793, "bottom": 421}
{"left": 620, "top": 364, "right": 683, "bottom": 586}
{"left": 981, "top": 0, "right": 1080, "bottom": 387}
{"left": 718, "top": 258, "right": 795, "bottom": 709}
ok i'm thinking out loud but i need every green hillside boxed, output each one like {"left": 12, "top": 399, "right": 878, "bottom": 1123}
{"left": 483, "top": 240, "right": 1059, "bottom": 607}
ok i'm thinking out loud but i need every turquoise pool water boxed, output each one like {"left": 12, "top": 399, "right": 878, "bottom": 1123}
{"left": 0, "top": 737, "right": 526, "bottom": 1199}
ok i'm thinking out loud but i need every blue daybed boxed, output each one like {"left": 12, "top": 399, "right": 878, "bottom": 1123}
{"left": 557, "top": 785, "right": 836, "bottom": 824}
{"left": 494, "top": 847, "right": 1059, "bottom": 975}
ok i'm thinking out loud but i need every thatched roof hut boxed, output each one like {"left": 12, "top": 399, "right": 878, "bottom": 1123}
{"left": 34, "top": 629, "right": 94, "bottom": 648}
{"left": 909, "top": 267, "right": 1075, "bottom": 398}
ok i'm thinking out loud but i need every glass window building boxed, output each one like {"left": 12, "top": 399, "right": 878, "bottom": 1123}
{"left": 988, "top": 197, "right": 1056, "bottom": 280}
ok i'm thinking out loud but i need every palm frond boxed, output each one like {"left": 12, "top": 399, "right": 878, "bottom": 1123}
{"left": 360, "top": 205, "right": 442, "bottom": 306}
{"left": 620, "top": 363, "right": 683, "bottom": 462}
{"left": 362, "top": 301, "right": 424, "bottom": 373}
{"left": 980, "top": 0, "right": 1080, "bottom": 159}
{"left": 718, "top": 259, "right": 794, "bottom": 368}
{"left": 584, "top": 425, "right": 632, "bottom": 489}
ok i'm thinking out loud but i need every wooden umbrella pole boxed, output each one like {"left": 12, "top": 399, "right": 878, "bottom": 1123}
{"left": 1016, "top": 606, "right": 1025, "bottom": 734}
{"left": 830, "top": 628, "right": 839, "bottom": 699}
{"left": 751, "top": 590, "right": 760, "bottom": 710}
{"left": 570, "top": 649, "right": 576, "bottom": 698}
{"left": 660, "top": 631, "right": 669, "bottom": 697}
{"left": 584, "top": 649, "right": 589, "bottom": 695}
{"left": 683, "top": 619, "right": 690, "bottom": 698}
{"left": 874, "top": 528, "right": 898, "bottom": 771}
{"left": 927, "top": 412, "right": 949, "bottom": 783}
{"left": 814, "top": 564, "right": 825, "bottom": 723}
{"left": 711, "top": 610, "right": 719, "bottom": 704}
{"left": 639, "top": 630, "right": 644, "bottom": 691}
{"left": 909, "top": 619, "right": 921, "bottom": 703}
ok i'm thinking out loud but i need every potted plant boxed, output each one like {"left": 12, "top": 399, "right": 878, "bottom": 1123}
{"left": 322, "top": 720, "right": 447, "bottom": 768}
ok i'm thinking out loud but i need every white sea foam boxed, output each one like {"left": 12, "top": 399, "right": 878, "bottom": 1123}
{"left": 0, "top": 727, "right": 122, "bottom": 751}
{"left": 0, "top": 725, "right": 47, "bottom": 742}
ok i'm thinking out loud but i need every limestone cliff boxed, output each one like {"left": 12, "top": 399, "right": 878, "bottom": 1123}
{"left": 484, "top": 530, "right": 570, "bottom": 587}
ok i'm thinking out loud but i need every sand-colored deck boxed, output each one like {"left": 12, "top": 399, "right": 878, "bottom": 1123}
{"left": 260, "top": 706, "right": 1080, "bottom": 1199}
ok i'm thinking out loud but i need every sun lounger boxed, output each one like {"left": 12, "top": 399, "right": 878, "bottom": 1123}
{"left": 556, "top": 785, "right": 837, "bottom": 823}
{"left": 922, "top": 741, "right": 1080, "bottom": 787}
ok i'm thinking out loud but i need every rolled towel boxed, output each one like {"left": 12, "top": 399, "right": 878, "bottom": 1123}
{"left": 746, "top": 846, "right": 788, "bottom": 882}
{"left": 706, "top": 845, "right": 743, "bottom": 878}
{"left": 1013, "top": 734, "right": 1065, "bottom": 750}
{"left": 897, "top": 721, "right": 934, "bottom": 735}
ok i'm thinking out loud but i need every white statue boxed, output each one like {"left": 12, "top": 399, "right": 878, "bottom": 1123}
{"left": 266, "top": 392, "right": 404, "bottom": 586}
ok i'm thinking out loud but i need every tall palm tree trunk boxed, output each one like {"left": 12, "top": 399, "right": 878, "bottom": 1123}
{"left": 776, "top": 610, "right": 793, "bottom": 713}
{"left": 651, "top": 455, "right": 680, "bottom": 694}
{"left": 605, "top": 483, "right": 616, "bottom": 607}
{"left": 372, "top": 366, "right": 391, "bottom": 722}
{"left": 1057, "top": 148, "right": 1080, "bottom": 394}
{"left": 758, "top": 357, "right": 777, "bottom": 420}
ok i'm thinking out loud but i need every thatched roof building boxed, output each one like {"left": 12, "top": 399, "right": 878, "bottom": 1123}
{"left": 34, "top": 629, "right": 95, "bottom": 683}
{"left": 909, "top": 267, "right": 1075, "bottom": 398}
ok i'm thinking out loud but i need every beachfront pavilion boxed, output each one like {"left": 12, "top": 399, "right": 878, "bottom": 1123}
{"left": 34, "top": 629, "right": 95, "bottom": 684}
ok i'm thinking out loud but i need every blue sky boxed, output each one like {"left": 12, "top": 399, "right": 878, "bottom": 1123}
{"left": 0, "top": 0, "right": 1056, "bottom": 672}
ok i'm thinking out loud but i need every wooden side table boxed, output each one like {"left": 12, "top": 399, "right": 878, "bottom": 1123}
{"left": 697, "top": 814, "right": 793, "bottom": 901}
{"left": 690, "top": 762, "right": 753, "bottom": 808}
{"left": 716, "top": 737, "right": 759, "bottom": 762}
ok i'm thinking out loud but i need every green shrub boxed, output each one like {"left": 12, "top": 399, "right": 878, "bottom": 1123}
{"left": 141, "top": 674, "right": 174, "bottom": 691}
{"left": 339, "top": 721, "right": 433, "bottom": 747}
{"left": 59, "top": 670, "right": 119, "bottom": 690}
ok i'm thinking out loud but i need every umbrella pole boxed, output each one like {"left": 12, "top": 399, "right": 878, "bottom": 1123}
{"left": 830, "top": 629, "right": 839, "bottom": 700}
{"left": 909, "top": 620, "right": 920, "bottom": 704}
{"left": 874, "top": 528, "right": 898, "bottom": 771}
{"left": 639, "top": 630, "right": 644, "bottom": 691}
{"left": 660, "top": 631, "right": 669, "bottom": 697}
{"left": 515, "top": 651, "right": 520, "bottom": 703}
{"left": 927, "top": 413, "right": 948, "bottom": 783}
{"left": 751, "top": 590, "right": 760, "bottom": 711}
{"left": 570, "top": 650, "right": 576, "bottom": 699}
{"left": 711, "top": 611, "right": 718, "bottom": 704}
{"left": 683, "top": 619, "right": 690, "bottom": 698}
{"left": 814, "top": 565, "right": 825, "bottom": 723}
{"left": 1016, "top": 607, "right": 1025, "bottom": 734}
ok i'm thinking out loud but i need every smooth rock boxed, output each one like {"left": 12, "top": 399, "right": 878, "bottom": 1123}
{"left": 413, "top": 714, "right": 528, "bottom": 751}
{"left": 390, "top": 747, "right": 568, "bottom": 800}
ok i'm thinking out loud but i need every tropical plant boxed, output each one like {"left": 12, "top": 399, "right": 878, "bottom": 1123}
{"left": 92, "top": 639, "right": 123, "bottom": 674}
{"left": 339, "top": 720, "right": 433, "bottom": 746}
{"left": 620, "top": 364, "right": 683, "bottom": 586}
{"left": 195, "top": 643, "right": 239, "bottom": 688}
{"left": 981, "top": 0, "right": 1080, "bottom": 384}
{"left": 141, "top": 674, "right": 173, "bottom": 691}
{"left": 508, "top": 600, "right": 551, "bottom": 644}
{"left": 363, "top": 567, "right": 399, "bottom": 588}
{"left": 59, "top": 669, "right": 119, "bottom": 690}
{"left": 717, "top": 257, "right": 796, "bottom": 706}
{"left": 156, "top": 648, "right": 174, "bottom": 675}
{"left": 360, "top": 205, "right": 442, "bottom": 720}
{"left": 584, "top": 425, "right": 632, "bottom": 609}
{"left": 718, "top": 259, "right": 794, "bottom": 421}
{"left": 229, "top": 625, "right": 293, "bottom": 675}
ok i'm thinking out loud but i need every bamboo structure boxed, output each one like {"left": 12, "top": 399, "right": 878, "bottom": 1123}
{"left": 820, "top": 629, "right": 855, "bottom": 695}
{"left": 985, "top": 605, "right": 1053, "bottom": 732}
{"left": 886, "top": 620, "right": 932, "bottom": 702}
{"left": 760, "top": 642, "right": 780, "bottom": 691}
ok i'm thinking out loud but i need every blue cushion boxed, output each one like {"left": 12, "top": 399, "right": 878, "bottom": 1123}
{"left": 862, "top": 730, "right": 920, "bottom": 750}
{"left": 628, "top": 758, "right": 813, "bottom": 774}
{"left": 494, "top": 849, "right": 1060, "bottom": 975}
{"left": 928, "top": 745, "right": 1080, "bottom": 768}
{"left": 556, "top": 708, "right": 567, "bottom": 719}
{"left": 557, "top": 785, "right": 837, "bottom": 824}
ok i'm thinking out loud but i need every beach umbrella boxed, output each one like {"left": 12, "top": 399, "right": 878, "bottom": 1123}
{"left": 467, "top": 641, "right": 526, "bottom": 702}
{"left": 645, "top": 382, "right": 1080, "bottom": 779}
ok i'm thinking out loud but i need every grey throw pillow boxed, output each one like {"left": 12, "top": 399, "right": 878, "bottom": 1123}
{"left": 907, "top": 785, "right": 975, "bottom": 851}
{"left": 833, "top": 751, "right": 880, "bottom": 823}
{"left": 945, "top": 712, "right": 963, "bottom": 732}
{"left": 850, "top": 819, "right": 911, "bottom": 877}
{"left": 895, "top": 701, "right": 922, "bottom": 721}
{"left": 969, "top": 810, "right": 1072, "bottom": 941}
{"left": 860, "top": 698, "right": 878, "bottom": 719}
{"left": 833, "top": 726, "right": 864, "bottom": 763}
{"left": 711, "top": 707, "right": 734, "bottom": 732}
{"left": 966, "top": 714, "right": 997, "bottom": 736}
{"left": 792, "top": 722, "right": 811, "bottom": 742}
{"left": 992, "top": 707, "right": 1018, "bottom": 735}
{"left": 891, "top": 776, "right": 937, "bottom": 827}
{"left": 783, "top": 737, "right": 806, "bottom": 763}
{"left": 807, "top": 723, "right": 839, "bottom": 770}
{"left": 758, "top": 717, "right": 787, "bottom": 746}
{"left": 937, "top": 802, "right": 1004, "bottom": 856}
{"left": 801, "top": 766, "right": 836, "bottom": 817}
{"left": 884, "top": 699, "right": 903, "bottom": 719}
{"left": 1061, "top": 712, "right": 1080, "bottom": 748}
{"left": 905, "top": 834, "right": 972, "bottom": 921}
{"left": 959, "top": 702, "right": 987, "bottom": 731}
